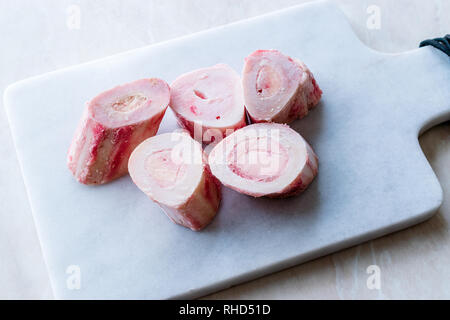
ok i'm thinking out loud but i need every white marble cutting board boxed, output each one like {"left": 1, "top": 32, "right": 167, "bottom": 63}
{"left": 4, "top": 1, "right": 450, "bottom": 299}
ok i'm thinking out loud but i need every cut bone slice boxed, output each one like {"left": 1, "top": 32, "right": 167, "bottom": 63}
{"left": 128, "top": 131, "right": 221, "bottom": 231}
{"left": 170, "top": 64, "right": 247, "bottom": 144}
{"left": 208, "top": 123, "right": 318, "bottom": 197}
{"left": 67, "top": 78, "right": 170, "bottom": 185}
{"left": 242, "top": 50, "right": 322, "bottom": 124}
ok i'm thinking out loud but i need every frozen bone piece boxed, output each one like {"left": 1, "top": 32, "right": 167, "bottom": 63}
{"left": 170, "top": 64, "right": 247, "bottom": 144}
{"left": 242, "top": 49, "right": 322, "bottom": 124}
{"left": 208, "top": 123, "right": 318, "bottom": 197}
{"left": 67, "top": 78, "right": 170, "bottom": 185}
{"left": 128, "top": 131, "right": 221, "bottom": 231}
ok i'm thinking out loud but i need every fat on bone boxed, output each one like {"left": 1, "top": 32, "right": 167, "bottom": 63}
{"left": 67, "top": 78, "right": 170, "bottom": 185}
{"left": 128, "top": 131, "right": 221, "bottom": 231}
{"left": 242, "top": 49, "right": 322, "bottom": 124}
{"left": 170, "top": 64, "right": 247, "bottom": 144}
{"left": 208, "top": 123, "right": 318, "bottom": 197}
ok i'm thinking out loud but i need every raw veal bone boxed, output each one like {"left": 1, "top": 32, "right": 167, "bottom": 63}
{"left": 242, "top": 50, "right": 322, "bottom": 124}
{"left": 67, "top": 78, "right": 170, "bottom": 185}
{"left": 128, "top": 131, "right": 221, "bottom": 231}
{"left": 208, "top": 123, "right": 318, "bottom": 197}
{"left": 170, "top": 64, "right": 247, "bottom": 144}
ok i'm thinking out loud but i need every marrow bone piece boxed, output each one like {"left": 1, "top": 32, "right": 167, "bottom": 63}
{"left": 128, "top": 131, "right": 221, "bottom": 231}
{"left": 242, "top": 50, "right": 322, "bottom": 124}
{"left": 208, "top": 123, "right": 318, "bottom": 197}
{"left": 170, "top": 64, "right": 247, "bottom": 144}
{"left": 67, "top": 78, "right": 170, "bottom": 185}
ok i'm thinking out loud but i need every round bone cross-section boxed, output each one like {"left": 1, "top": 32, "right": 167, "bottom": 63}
{"left": 208, "top": 123, "right": 318, "bottom": 197}
{"left": 67, "top": 78, "right": 170, "bottom": 185}
{"left": 170, "top": 64, "right": 247, "bottom": 144}
{"left": 242, "top": 50, "right": 322, "bottom": 124}
{"left": 128, "top": 132, "right": 221, "bottom": 231}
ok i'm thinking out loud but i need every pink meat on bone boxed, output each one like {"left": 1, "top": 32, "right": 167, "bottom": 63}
{"left": 208, "top": 123, "right": 318, "bottom": 197}
{"left": 128, "top": 131, "right": 221, "bottom": 231}
{"left": 170, "top": 64, "right": 247, "bottom": 144}
{"left": 242, "top": 50, "right": 322, "bottom": 124}
{"left": 67, "top": 78, "right": 170, "bottom": 185}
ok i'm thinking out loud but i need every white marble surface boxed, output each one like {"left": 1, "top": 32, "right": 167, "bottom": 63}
{"left": 0, "top": 0, "right": 449, "bottom": 299}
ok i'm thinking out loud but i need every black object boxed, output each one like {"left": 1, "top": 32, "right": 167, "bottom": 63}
{"left": 420, "top": 34, "right": 450, "bottom": 56}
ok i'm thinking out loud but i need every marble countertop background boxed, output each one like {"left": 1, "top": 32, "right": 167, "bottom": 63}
{"left": 0, "top": 0, "right": 448, "bottom": 299}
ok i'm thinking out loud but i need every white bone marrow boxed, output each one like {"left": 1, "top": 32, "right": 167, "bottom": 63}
{"left": 170, "top": 64, "right": 247, "bottom": 143}
{"left": 208, "top": 123, "right": 318, "bottom": 197}
{"left": 128, "top": 131, "right": 221, "bottom": 231}
{"left": 242, "top": 50, "right": 322, "bottom": 124}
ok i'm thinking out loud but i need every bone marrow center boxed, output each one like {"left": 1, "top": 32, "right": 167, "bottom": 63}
{"left": 111, "top": 93, "right": 148, "bottom": 112}
{"left": 256, "top": 65, "right": 282, "bottom": 98}
{"left": 227, "top": 137, "right": 288, "bottom": 182}
{"left": 145, "top": 149, "right": 187, "bottom": 188}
